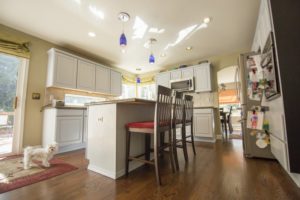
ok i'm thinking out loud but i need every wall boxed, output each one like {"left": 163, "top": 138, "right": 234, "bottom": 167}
{"left": 0, "top": 24, "right": 133, "bottom": 147}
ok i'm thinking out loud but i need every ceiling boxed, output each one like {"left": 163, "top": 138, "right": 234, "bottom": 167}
{"left": 0, "top": 0, "right": 260, "bottom": 74}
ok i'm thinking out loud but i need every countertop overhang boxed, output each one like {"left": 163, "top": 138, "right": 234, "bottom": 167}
{"left": 86, "top": 98, "right": 156, "bottom": 106}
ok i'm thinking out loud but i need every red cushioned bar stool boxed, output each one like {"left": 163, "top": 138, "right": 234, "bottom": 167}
{"left": 125, "top": 85, "right": 175, "bottom": 185}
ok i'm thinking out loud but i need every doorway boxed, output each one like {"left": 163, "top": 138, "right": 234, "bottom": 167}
{"left": 0, "top": 53, "right": 28, "bottom": 156}
{"left": 217, "top": 66, "right": 242, "bottom": 140}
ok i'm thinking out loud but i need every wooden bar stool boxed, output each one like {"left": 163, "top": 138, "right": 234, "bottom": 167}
{"left": 125, "top": 85, "right": 175, "bottom": 185}
{"left": 171, "top": 92, "right": 185, "bottom": 170}
{"left": 174, "top": 95, "right": 196, "bottom": 164}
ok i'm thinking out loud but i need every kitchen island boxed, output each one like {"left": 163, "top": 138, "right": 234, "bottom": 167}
{"left": 86, "top": 98, "right": 155, "bottom": 179}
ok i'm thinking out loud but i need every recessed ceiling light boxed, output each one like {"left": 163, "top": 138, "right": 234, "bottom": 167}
{"left": 203, "top": 17, "right": 211, "bottom": 24}
{"left": 160, "top": 53, "right": 166, "bottom": 57}
{"left": 186, "top": 46, "right": 193, "bottom": 51}
{"left": 136, "top": 68, "right": 142, "bottom": 71}
{"left": 88, "top": 32, "right": 96, "bottom": 37}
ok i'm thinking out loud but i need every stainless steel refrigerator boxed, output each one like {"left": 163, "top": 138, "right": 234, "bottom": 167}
{"left": 238, "top": 52, "right": 274, "bottom": 159}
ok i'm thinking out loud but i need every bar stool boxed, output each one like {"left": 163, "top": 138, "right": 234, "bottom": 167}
{"left": 125, "top": 85, "right": 175, "bottom": 185}
{"left": 174, "top": 95, "right": 196, "bottom": 164}
{"left": 171, "top": 92, "right": 185, "bottom": 170}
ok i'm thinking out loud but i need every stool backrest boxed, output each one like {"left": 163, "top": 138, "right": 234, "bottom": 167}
{"left": 173, "top": 92, "right": 184, "bottom": 124}
{"left": 155, "top": 86, "right": 173, "bottom": 130}
{"left": 184, "top": 95, "right": 194, "bottom": 124}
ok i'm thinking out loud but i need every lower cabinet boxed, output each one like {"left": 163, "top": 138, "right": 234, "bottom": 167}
{"left": 193, "top": 108, "right": 215, "bottom": 141}
{"left": 43, "top": 108, "right": 87, "bottom": 153}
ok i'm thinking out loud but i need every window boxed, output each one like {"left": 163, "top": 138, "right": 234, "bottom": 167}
{"left": 137, "top": 84, "right": 156, "bottom": 100}
{"left": 64, "top": 94, "right": 106, "bottom": 106}
{"left": 120, "top": 84, "right": 136, "bottom": 99}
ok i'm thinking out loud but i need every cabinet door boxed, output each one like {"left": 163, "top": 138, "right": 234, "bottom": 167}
{"left": 193, "top": 113, "right": 213, "bottom": 137}
{"left": 96, "top": 65, "right": 111, "bottom": 94}
{"left": 156, "top": 72, "right": 170, "bottom": 88}
{"left": 83, "top": 115, "right": 88, "bottom": 143}
{"left": 194, "top": 64, "right": 212, "bottom": 92}
{"left": 54, "top": 53, "right": 77, "bottom": 88}
{"left": 110, "top": 70, "right": 122, "bottom": 96}
{"left": 181, "top": 68, "right": 194, "bottom": 79}
{"left": 56, "top": 116, "right": 83, "bottom": 147}
{"left": 170, "top": 70, "right": 181, "bottom": 80}
{"left": 77, "top": 60, "right": 96, "bottom": 91}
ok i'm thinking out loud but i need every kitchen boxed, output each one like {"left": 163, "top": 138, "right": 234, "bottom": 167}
{"left": 0, "top": 0, "right": 300, "bottom": 199}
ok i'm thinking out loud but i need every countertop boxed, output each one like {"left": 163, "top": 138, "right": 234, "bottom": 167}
{"left": 86, "top": 98, "right": 156, "bottom": 106}
{"left": 41, "top": 104, "right": 87, "bottom": 111}
{"left": 193, "top": 106, "right": 218, "bottom": 109}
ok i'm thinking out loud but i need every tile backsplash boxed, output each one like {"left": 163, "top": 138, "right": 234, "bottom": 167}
{"left": 188, "top": 92, "right": 219, "bottom": 108}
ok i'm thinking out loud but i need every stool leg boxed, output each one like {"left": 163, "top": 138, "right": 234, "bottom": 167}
{"left": 173, "top": 127, "right": 179, "bottom": 170}
{"left": 182, "top": 125, "right": 189, "bottom": 162}
{"left": 168, "top": 128, "right": 175, "bottom": 173}
{"left": 145, "top": 134, "right": 151, "bottom": 161}
{"left": 154, "top": 130, "right": 162, "bottom": 185}
{"left": 125, "top": 129, "right": 131, "bottom": 177}
{"left": 190, "top": 124, "right": 196, "bottom": 155}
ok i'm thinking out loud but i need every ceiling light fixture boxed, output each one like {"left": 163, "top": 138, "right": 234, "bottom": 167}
{"left": 203, "top": 17, "right": 211, "bottom": 24}
{"left": 186, "top": 46, "right": 193, "bottom": 51}
{"left": 148, "top": 38, "right": 157, "bottom": 64}
{"left": 88, "top": 32, "right": 96, "bottom": 37}
{"left": 118, "top": 12, "right": 130, "bottom": 50}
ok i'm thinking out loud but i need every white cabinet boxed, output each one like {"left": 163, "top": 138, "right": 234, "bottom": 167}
{"left": 96, "top": 65, "right": 111, "bottom": 94}
{"left": 46, "top": 48, "right": 122, "bottom": 96}
{"left": 193, "top": 64, "right": 212, "bottom": 92}
{"left": 251, "top": 0, "right": 272, "bottom": 51}
{"left": 43, "top": 108, "right": 86, "bottom": 153}
{"left": 56, "top": 116, "right": 83, "bottom": 146}
{"left": 193, "top": 109, "right": 214, "bottom": 138}
{"left": 270, "top": 134, "right": 288, "bottom": 170}
{"left": 110, "top": 70, "right": 122, "bottom": 96}
{"left": 170, "top": 70, "right": 181, "bottom": 80}
{"left": 47, "top": 49, "right": 77, "bottom": 88}
{"left": 77, "top": 60, "right": 96, "bottom": 91}
{"left": 181, "top": 68, "right": 194, "bottom": 79}
{"left": 156, "top": 72, "right": 170, "bottom": 88}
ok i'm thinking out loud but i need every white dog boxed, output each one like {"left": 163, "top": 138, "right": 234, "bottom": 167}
{"left": 23, "top": 143, "right": 58, "bottom": 170}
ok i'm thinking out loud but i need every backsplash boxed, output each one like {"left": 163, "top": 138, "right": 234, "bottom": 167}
{"left": 188, "top": 92, "right": 219, "bottom": 108}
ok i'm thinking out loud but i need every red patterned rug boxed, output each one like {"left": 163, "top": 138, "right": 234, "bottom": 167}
{"left": 0, "top": 155, "right": 78, "bottom": 193}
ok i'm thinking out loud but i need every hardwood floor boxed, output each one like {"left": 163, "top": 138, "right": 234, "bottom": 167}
{"left": 1, "top": 140, "right": 300, "bottom": 200}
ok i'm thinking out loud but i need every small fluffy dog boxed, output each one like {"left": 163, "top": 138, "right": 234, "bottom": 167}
{"left": 23, "top": 143, "right": 58, "bottom": 170}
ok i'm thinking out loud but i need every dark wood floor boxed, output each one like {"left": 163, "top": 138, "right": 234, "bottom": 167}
{"left": 1, "top": 140, "right": 300, "bottom": 200}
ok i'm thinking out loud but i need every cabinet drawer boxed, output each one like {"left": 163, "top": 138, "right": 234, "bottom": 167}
{"left": 57, "top": 109, "right": 84, "bottom": 116}
{"left": 194, "top": 108, "right": 212, "bottom": 114}
{"left": 270, "top": 134, "right": 288, "bottom": 170}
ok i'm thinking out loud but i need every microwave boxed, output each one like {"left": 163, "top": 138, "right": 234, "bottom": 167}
{"left": 170, "top": 78, "right": 194, "bottom": 92}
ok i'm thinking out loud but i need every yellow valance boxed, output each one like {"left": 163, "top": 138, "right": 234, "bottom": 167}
{"left": 122, "top": 75, "right": 155, "bottom": 85}
{"left": 0, "top": 39, "right": 30, "bottom": 58}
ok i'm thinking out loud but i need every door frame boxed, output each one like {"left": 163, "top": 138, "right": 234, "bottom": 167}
{"left": 11, "top": 58, "right": 29, "bottom": 154}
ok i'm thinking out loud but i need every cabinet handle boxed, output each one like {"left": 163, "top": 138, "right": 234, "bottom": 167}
{"left": 98, "top": 117, "right": 103, "bottom": 122}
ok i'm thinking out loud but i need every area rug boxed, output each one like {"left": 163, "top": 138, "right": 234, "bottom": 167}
{"left": 0, "top": 155, "right": 78, "bottom": 193}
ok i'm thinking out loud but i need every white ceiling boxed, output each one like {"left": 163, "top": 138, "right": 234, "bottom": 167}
{"left": 0, "top": 0, "right": 260, "bottom": 74}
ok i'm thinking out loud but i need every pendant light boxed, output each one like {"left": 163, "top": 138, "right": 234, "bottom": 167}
{"left": 148, "top": 38, "right": 157, "bottom": 64}
{"left": 118, "top": 12, "right": 130, "bottom": 50}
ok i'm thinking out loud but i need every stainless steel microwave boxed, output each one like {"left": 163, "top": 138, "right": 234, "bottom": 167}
{"left": 170, "top": 78, "right": 194, "bottom": 92}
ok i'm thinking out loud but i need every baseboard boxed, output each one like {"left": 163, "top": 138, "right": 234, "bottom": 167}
{"left": 289, "top": 172, "right": 300, "bottom": 187}
{"left": 88, "top": 164, "right": 117, "bottom": 179}
{"left": 194, "top": 136, "right": 216, "bottom": 143}
{"left": 216, "top": 134, "right": 222, "bottom": 140}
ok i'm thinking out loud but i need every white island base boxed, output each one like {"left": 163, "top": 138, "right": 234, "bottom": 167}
{"left": 86, "top": 99, "right": 155, "bottom": 179}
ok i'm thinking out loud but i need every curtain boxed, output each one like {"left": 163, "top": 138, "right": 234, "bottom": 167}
{"left": 122, "top": 75, "right": 136, "bottom": 85}
{"left": 219, "top": 89, "right": 239, "bottom": 104}
{"left": 122, "top": 75, "right": 155, "bottom": 85}
{"left": 0, "top": 39, "right": 30, "bottom": 58}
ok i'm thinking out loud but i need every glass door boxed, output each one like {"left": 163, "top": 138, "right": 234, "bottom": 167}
{"left": 0, "top": 53, "right": 21, "bottom": 155}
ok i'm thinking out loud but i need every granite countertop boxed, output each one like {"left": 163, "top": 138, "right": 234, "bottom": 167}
{"left": 193, "top": 106, "right": 218, "bottom": 109}
{"left": 41, "top": 104, "right": 87, "bottom": 111}
{"left": 86, "top": 98, "right": 156, "bottom": 106}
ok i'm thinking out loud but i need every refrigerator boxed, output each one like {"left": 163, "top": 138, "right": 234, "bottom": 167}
{"left": 237, "top": 51, "right": 274, "bottom": 159}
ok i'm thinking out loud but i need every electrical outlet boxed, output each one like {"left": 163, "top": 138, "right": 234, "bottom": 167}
{"left": 32, "top": 93, "right": 40, "bottom": 100}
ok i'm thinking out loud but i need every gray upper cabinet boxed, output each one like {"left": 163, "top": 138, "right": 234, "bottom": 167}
{"left": 96, "top": 65, "right": 111, "bottom": 94}
{"left": 110, "top": 70, "right": 122, "bottom": 96}
{"left": 46, "top": 48, "right": 122, "bottom": 96}
{"left": 47, "top": 50, "right": 77, "bottom": 88}
{"left": 170, "top": 70, "right": 181, "bottom": 80}
{"left": 77, "top": 60, "right": 96, "bottom": 91}
{"left": 181, "top": 67, "right": 194, "bottom": 79}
